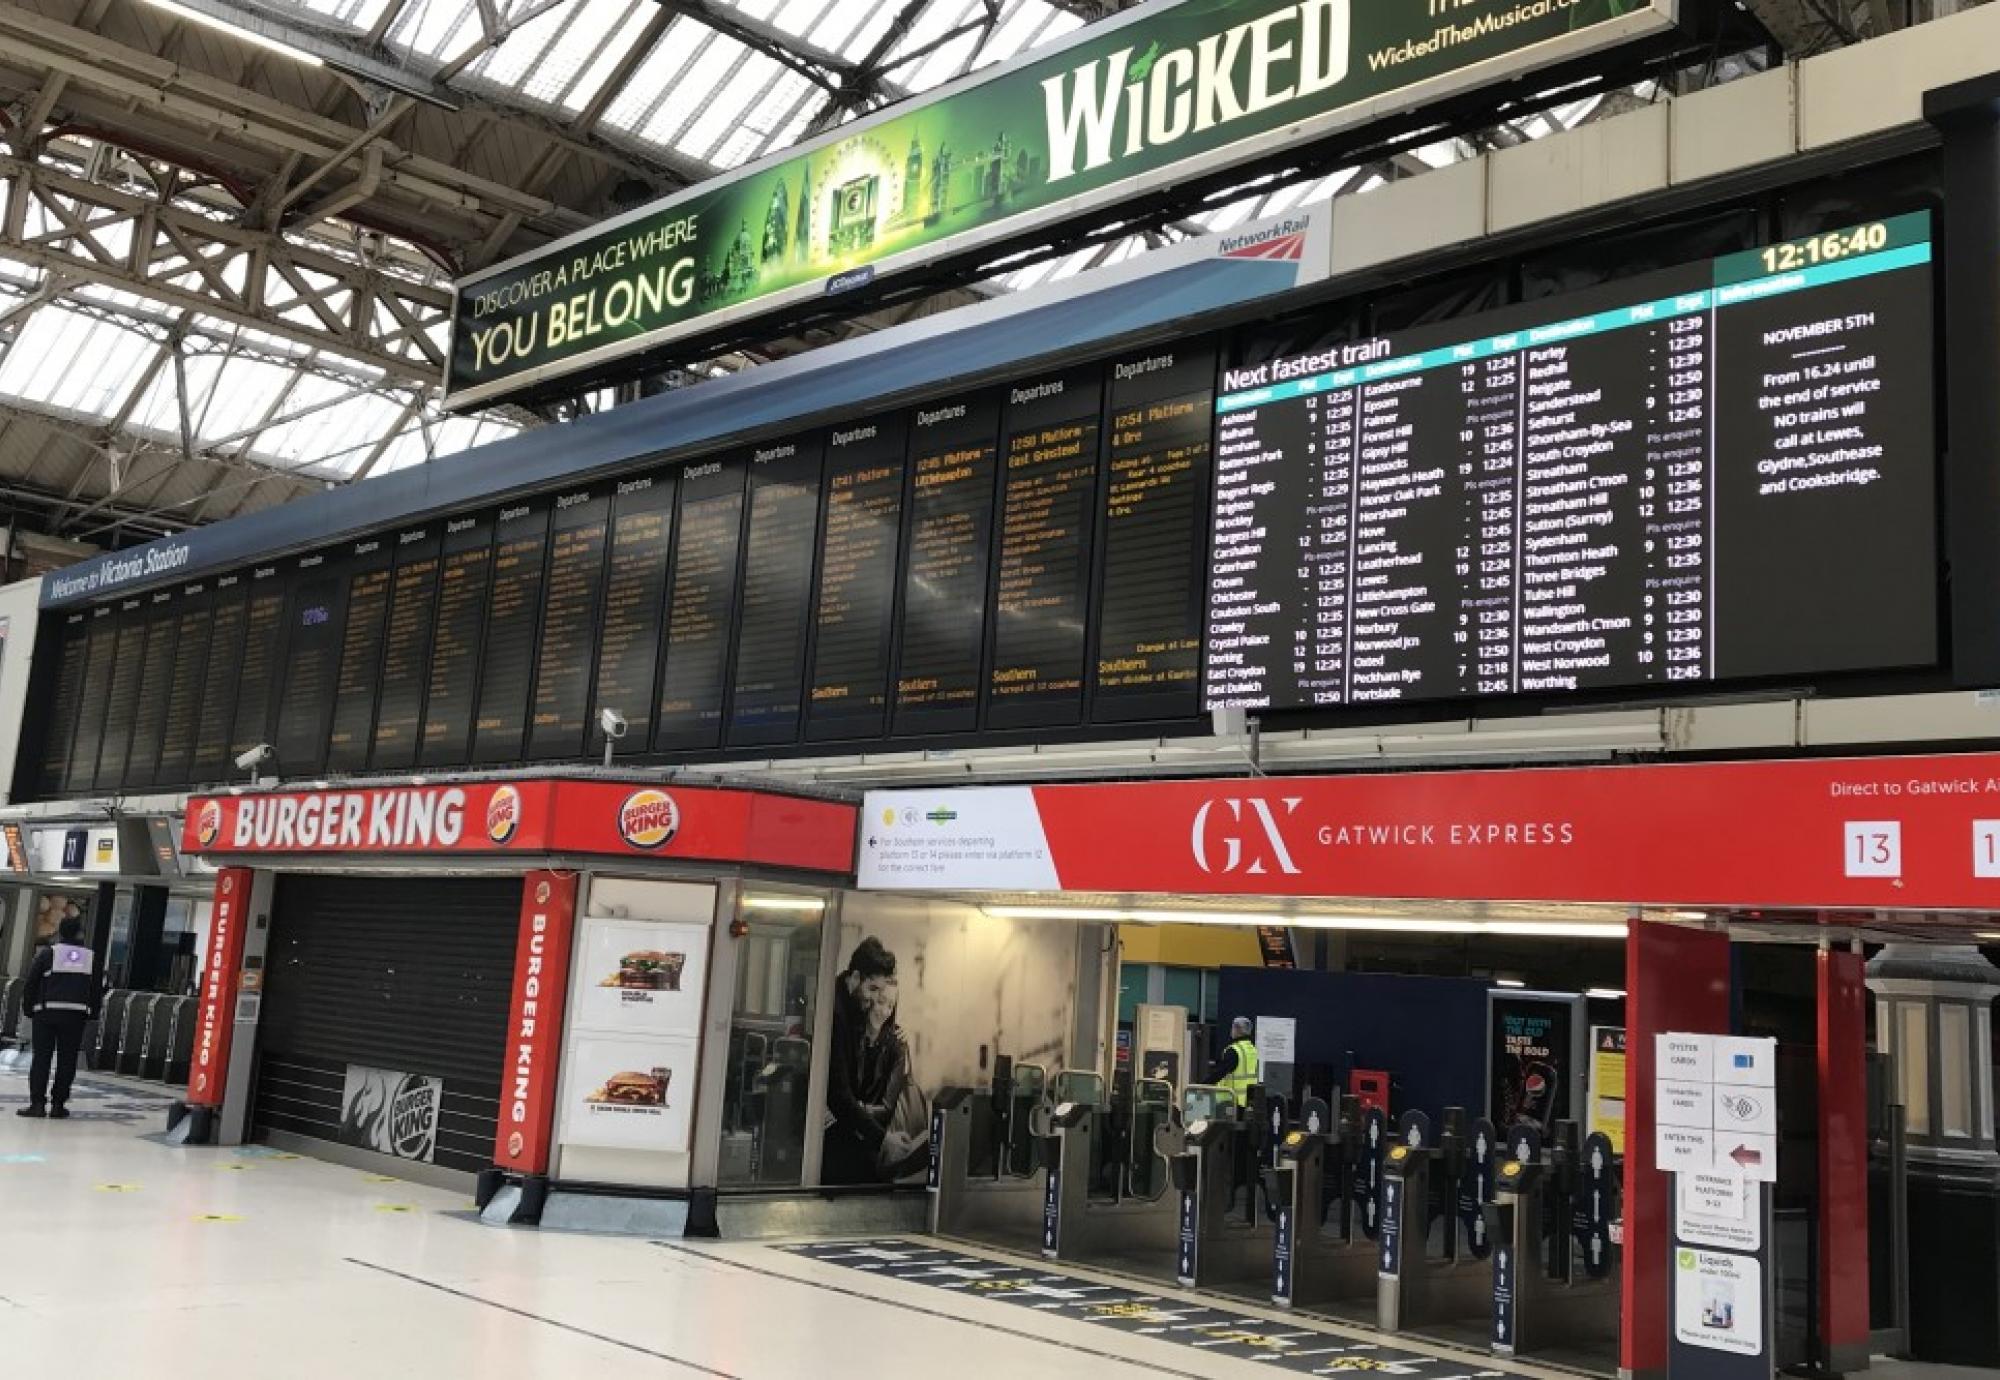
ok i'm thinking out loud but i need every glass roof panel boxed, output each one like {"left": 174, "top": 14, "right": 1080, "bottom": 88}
{"left": 598, "top": 17, "right": 710, "bottom": 139}
{"left": 468, "top": 0, "right": 648, "bottom": 109}
{"left": 0, "top": 308, "right": 159, "bottom": 420}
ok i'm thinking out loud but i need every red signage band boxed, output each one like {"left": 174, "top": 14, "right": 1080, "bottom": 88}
{"left": 183, "top": 780, "right": 855, "bottom": 875}
{"left": 494, "top": 871, "right": 578, "bottom": 1176}
{"left": 186, "top": 867, "right": 253, "bottom": 1110}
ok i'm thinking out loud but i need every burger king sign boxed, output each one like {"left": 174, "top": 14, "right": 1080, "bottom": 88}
{"left": 617, "top": 789, "right": 680, "bottom": 850}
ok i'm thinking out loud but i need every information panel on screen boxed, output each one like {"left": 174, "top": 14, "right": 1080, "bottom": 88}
{"left": 1202, "top": 214, "right": 1939, "bottom": 711}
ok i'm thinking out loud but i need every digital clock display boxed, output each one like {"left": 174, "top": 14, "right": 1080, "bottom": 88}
{"left": 1205, "top": 213, "right": 1938, "bottom": 712}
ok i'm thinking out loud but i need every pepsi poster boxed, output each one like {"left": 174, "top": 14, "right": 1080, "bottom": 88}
{"left": 1486, "top": 991, "right": 1585, "bottom": 1136}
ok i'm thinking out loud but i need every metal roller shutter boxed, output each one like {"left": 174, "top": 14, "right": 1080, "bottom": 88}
{"left": 253, "top": 874, "right": 521, "bottom": 1176}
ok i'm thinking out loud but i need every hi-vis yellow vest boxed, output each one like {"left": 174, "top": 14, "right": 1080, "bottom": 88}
{"left": 1218, "top": 1038, "right": 1260, "bottom": 1101}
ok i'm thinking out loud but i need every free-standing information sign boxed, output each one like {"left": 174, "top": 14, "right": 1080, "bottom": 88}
{"left": 447, "top": 0, "right": 1678, "bottom": 406}
{"left": 1660, "top": 1032, "right": 1778, "bottom": 1380}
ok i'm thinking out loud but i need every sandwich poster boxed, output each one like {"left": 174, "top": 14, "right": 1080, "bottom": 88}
{"left": 559, "top": 1034, "right": 699, "bottom": 1153}
{"left": 573, "top": 918, "right": 709, "bottom": 1037}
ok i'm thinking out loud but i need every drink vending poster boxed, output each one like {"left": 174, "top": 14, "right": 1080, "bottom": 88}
{"left": 1487, "top": 991, "right": 1585, "bottom": 1134}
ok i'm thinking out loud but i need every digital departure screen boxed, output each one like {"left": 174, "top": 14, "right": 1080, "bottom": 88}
{"left": 730, "top": 439, "right": 823, "bottom": 747}
{"left": 275, "top": 561, "right": 341, "bottom": 776}
{"left": 420, "top": 516, "right": 494, "bottom": 767}
{"left": 229, "top": 569, "right": 289, "bottom": 759}
{"left": 123, "top": 592, "right": 179, "bottom": 789}
{"left": 529, "top": 489, "right": 610, "bottom": 759}
{"left": 92, "top": 597, "right": 149, "bottom": 790}
{"left": 471, "top": 500, "right": 550, "bottom": 763}
{"left": 807, "top": 418, "right": 906, "bottom": 741}
{"left": 154, "top": 584, "right": 211, "bottom": 788}
{"left": 589, "top": 474, "right": 675, "bottom": 752}
{"left": 326, "top": 542, "right": 391, "bottom": 774}
{"left": 656, "top": 455, "right": 746, "bottom": 751}
{"left": 37, "top": 613, "right": 87, "bottom": 796}
{"left": 1093, "top": 345, "right": 1215, "bottom": 722}
{"left": 892, "top": 396, "right": 1000, "bottom": 736}
{"left": 1204, "top": 214, "right": 1938, "bottom": 711}
{"left": 372, "top": 528, "right": 444, "bottom": 770}
{"left": 68, "top": 607, "right": 117, "bottom": 793}
{"left": 989, "top": 368, "right": 1102, "bottom": 730}
{"left": 191, "top": 576, "right": 247, "bottom": 783}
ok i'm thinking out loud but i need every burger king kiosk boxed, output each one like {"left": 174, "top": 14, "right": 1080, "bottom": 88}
{"left": 170, "top": 774, "right": 856, "bottom": 1233}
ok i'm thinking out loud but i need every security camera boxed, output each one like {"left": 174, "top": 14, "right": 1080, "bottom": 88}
{"left": 599, "top": 708, "right": 629, "bottom": 740}
{"left": 234, "top": 744, "right": 275, "bottom": 771}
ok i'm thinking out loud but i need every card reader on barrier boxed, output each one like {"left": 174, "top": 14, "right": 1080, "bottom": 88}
{"left": 928, "top": 1059, "right": 1051, "bottom": 1246}
{"left": 1268, "top": 1094, "right": 1382, "bottom": 1310}
{"left": 1039, "top": 1071, "right": 1181, "bottom": 1268}
{"left": 1171, "top": 1084, "right": 1279, "bottom": 1290}
{"left": 1376, "top": 1107, "right": 1496, "bottom": 1334}
{"left": 1485, "top": 1122, "right": 1620, "bottom": 1359}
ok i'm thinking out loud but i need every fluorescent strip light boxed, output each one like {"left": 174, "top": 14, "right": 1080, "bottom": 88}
{"left": 142, "top": 0, "right": 325, "bottom": 65}
{"left": 741, "top": 896, "right": 826, "bottom": 912}
{"left": 1670, "top": 910, "right": 1711, "bottom": 922}
{"left": 1586, "top": 988, "right": 1629, "bottom": 1000}
{"left": 1976, "top": 932, "right": 2000, "bottom": 942}
{"left": 979, "top": 905, "right": 1626, "bottom": 940}
{"left": 1494, "top": 978, "right": 1527, "bottom": 988}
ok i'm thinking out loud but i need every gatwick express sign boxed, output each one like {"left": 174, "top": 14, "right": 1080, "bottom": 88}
{"left": 446, "top": 0, "right": 1676, "bottom": 406}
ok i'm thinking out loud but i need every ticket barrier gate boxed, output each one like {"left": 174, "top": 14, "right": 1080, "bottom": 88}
{"left": 928, "top": 1059, "right": 1051, "bottom": 1246}
{"left": 1171, "top": 1085, "right": 1281, "bottom": 1290}
{"left": 1040, "top": 1071, "right": 1181, "bottom": 1267}
{"left": 1377, "top": 1108, "right": 1497, "bottom": 1334}
{"left": 1269, "top": 1095, "right": 1382, "bottom": 1310}
{"left": 1486, "top": 1122, "right": 1621, "bottom": 1360}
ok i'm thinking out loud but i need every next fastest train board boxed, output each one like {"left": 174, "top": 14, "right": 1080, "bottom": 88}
{"left": 1203, "top": 214, "right": 1938, "bottom": 710}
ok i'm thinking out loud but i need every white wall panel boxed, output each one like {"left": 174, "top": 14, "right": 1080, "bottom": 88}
{"left": 1328, "top": 157, "right": 1486, "bottom": 277}
{"left": 1671, "top": 66, "right": 1798, "bottom": 184}
{"left": 1799, "top": 3, "right": 2000, "bottom": 149}
{"left": 1487, "top": 101, "right": 1670, "bottom": 234}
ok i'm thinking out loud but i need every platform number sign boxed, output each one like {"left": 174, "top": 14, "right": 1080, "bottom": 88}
{"left": 1843, "top": 820, "right": 1901, "bottom": 877}
{"left": 1975, "top": 821, "right": 2000, "bottom": 878}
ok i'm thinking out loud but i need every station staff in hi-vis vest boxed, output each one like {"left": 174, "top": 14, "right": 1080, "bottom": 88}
{"left": 1212, "top": 1016, "right": 1261, "bottom": 1102}
{"left": 18, "top": 917, "right": 98, "bottom": 1119}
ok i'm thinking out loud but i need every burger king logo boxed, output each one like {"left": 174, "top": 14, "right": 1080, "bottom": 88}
{"left": 535, "top": 880, "right": 551, "bottom": 904}
{"left": 617, "top": 789, "right": 680, "bottom": 850}
{"left": 486, "top": 785, "right": 522, "bottom": 845}
{"left": 195, "top": 799, "right": 222, "bottom": 848}
{"left": 507, "top": 1131, "right": 525, "bottom": 1159}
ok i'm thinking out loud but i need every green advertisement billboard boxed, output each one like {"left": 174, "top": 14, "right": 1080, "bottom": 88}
{"left": 447, "top": 0, "right": 1677, "bottom": 406}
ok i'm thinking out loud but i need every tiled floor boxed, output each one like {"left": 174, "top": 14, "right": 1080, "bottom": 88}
{"left": 0, "top": 1067, "right": 1972, "bottom": 1378}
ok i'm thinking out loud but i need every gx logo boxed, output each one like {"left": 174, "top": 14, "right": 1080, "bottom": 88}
{"left": 1190, "top": 797, "right": 1304, "bottom": 875}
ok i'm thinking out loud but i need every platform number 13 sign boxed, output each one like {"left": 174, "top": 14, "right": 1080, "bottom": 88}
{"left": 1843, "top": 821, "right": 1901, "bottom": 878}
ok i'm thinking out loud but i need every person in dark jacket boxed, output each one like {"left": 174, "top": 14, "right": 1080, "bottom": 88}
{"left": 19, "top": 916, "right": 96, "bottom": 1119}
{"left": 821, "top": 936, "right": 912, "bottom": 1185}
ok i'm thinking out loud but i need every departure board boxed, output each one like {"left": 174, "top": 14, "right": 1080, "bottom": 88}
{"left": 528, "top": 489, "right": 610, "bottom": 759}
{"left": 656, "top": 456, "right": 747, "bottom": 751}
{"left": 589, "top": 474, "right": 675, "bottom": 752}
{"left": 420, "top": 515, "right": 494, "bottom": 767}
{"left": 807, "top": 418, "right": 907, "bottom": 741}
{"left": 154, "top": 583, "right": 211, "bottom": 788}
{"left": 124, "top": 590, "right": 181, "bottom": 789}
{"left": 326, "top": 541, "right": 392, "bottom": 774}
{"left": 989, "top": 368, "right": 1103, "bottom": 730}
{"left": 1205, "top": 214, "right": 1939, "bottom": 711}
{"left": 729, "top": 439, "right": 823, "bottom": 747}
{"left": 228, "top": 568, "right": 288, "bottom": 760}
{"left": 37, "top": 613, "right": 87, "bottom": 796}
{"left": 1093, "top": 346, "right": 1214, "bottom": 723}
{"left": 471, "top": 500, "right": 550, "bottom": 763}
{"left": 68, "top": 607, "right": 117, "bottom": 793}
{"left": 93, "top": 597, "right": 147, "bottom": 790}
{"left": 191, "top": 576, "right": 247, "bottom": 784}
{"left": 892, "top": 396, "right": 1001, "bottom": 736}
{"left": 274, "top": 557, "right": 343, "bottom": 776}
{"left": 372, "top": 528, "right": 444, "bottom": 770}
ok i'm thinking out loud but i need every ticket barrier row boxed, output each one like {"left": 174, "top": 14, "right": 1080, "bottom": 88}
{"left": 929, "top": 1069, "right": 1622, "bottom": 1363}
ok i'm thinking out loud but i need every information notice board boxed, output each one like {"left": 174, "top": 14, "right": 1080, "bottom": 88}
{"left": 326, "top": 539, "right": 392, "bottom": 775}
{"left": 729, "top": 438, "right": 823, "bottom": 747}
{"left": 372, "top": 526, "right": 444, "bottom": 770}
{"left": 471, "top": 498, "right": 551, "bottom": 763}
{"left": 529, "top": 488, "right": 612, "bottom": 759}
{"left": 1205, "top": 214, "right": 1938, "bottom": 711}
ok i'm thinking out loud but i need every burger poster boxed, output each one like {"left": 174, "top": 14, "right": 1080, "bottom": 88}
{"left": 559, "top": 1033, "right": 698, "bottom": 1152}
{"left": 573, "top": 918, "right": 709, "bottom": 1036}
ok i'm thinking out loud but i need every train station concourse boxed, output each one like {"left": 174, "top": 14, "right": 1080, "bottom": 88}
{"left": 8, "top": 0, "right": 2000, "bottom": 1376}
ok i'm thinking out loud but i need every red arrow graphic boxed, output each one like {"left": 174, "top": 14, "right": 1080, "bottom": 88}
{"left": 1728, "top": 1144, "right": 1764, "bottom": 1170}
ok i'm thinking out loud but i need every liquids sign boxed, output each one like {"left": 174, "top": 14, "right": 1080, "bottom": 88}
{"left": 447, "top": 0, "right": 1676, "bottom": 406}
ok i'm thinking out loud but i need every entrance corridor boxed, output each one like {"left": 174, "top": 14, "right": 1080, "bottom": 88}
{"left": 0, "top": 1067, "right": 1978, "bottom": 1380}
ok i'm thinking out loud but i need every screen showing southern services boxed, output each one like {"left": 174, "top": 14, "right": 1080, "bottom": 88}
{"left": 1203, "top": 213, "right": 1937, "bottom": 711}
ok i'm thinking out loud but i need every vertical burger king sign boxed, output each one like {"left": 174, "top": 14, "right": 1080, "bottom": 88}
{"left": 187, "top": 866, "right": 254, "bottom": 1110}
{"left": 495, "top": 870, "right": 578, "bottom": 1176}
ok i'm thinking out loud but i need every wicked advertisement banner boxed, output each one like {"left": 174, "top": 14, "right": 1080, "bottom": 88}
{"left": 447, "top": 0, "right": 1676, "bottom": 405}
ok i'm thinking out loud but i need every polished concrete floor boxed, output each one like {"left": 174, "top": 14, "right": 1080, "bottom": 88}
{"left": 0, "top": 1066, "right": 1972, "bottom": 1378}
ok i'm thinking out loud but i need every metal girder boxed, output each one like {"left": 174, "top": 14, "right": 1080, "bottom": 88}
{"left": 0, "top": 152, "right": 451, "bottom": 384}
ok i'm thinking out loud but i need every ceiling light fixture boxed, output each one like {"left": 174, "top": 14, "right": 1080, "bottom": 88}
{"left": 978, "top": 905, "right": 1626, "bottom": 940}
{"left": 1670, "top": 910, "right": 1710, "bottom": 922}
{"left": 142, "top": 0, "right": 326, "bottom": 66}
{"left": 1494, "top": 978, "right": 1527, "bottom": 988}
{"left": 741, "top": 895, "right": 826, "bottom": 912}
{"left": 1586, "top": 987, "right": 1629, "bottom": 1000}
{"left": 1976, "top": 931, "right": 2000, "bottom": 942}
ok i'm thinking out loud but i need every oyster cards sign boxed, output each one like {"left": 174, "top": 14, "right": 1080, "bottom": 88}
{"left": 447, "top": 0, "right": 1677, "bottom": 406}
